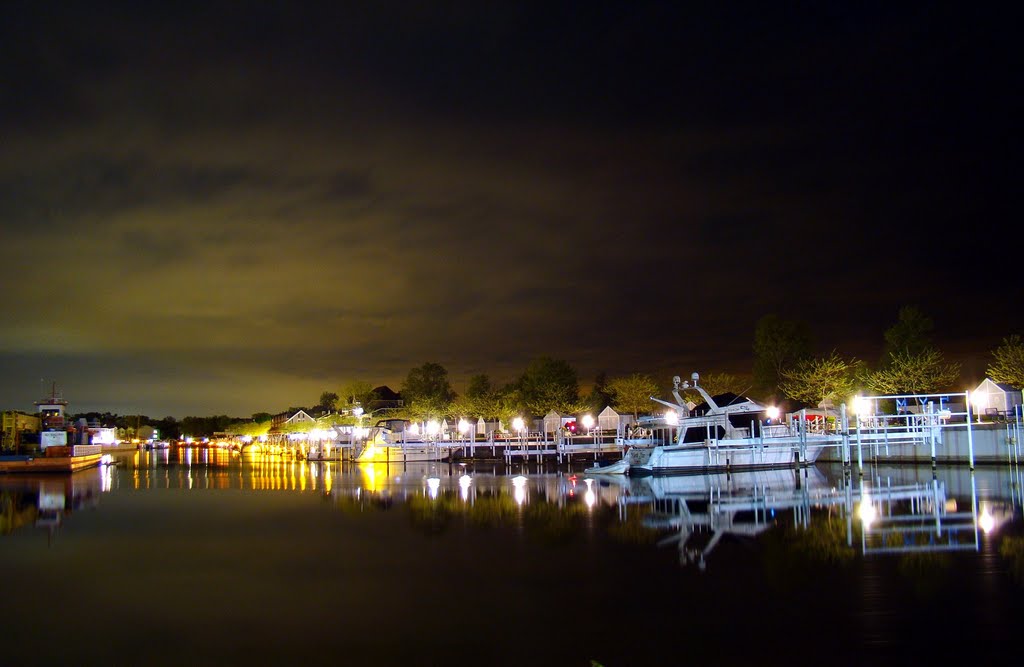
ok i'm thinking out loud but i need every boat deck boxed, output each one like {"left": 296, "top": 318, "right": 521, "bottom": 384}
{"left": 0, "top": 453, "right": 105, "bottom": 474}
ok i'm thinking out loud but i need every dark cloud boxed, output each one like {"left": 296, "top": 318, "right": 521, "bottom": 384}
{"left": 0, "top": 2, "right": 1019, "bottom": 416}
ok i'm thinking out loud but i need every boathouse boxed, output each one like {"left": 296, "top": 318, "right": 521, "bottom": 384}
{"left": 972, "top": 378, "right": 1022, "bottom": 419}
{"left": 597, "top": 406, "right": 633, "bottom": 435}
{"left": 543, "top": 410, "right": 573, "bottom": 435}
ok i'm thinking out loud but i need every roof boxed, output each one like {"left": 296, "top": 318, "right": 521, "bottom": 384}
{"left": 976, "top": 378, "right": 1021, "bottom": 393}
{"left": 373, "top": 385, "right": 402, "bottom": 401}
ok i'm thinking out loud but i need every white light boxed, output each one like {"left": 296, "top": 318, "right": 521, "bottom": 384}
{"left": 512, "top": 475, "right": 527, "bottom": 506}
{"left": 426, "top": 420, "right": 439, "bottom": 437}
{"left": 427, "top": 477, "right": 440, "bottom": 499}
{"left": 512, "top": 417, "right": 525, "bottom": 433}
{"left": 353, "top": 406, "right": 364, "bottom": 417}
{"left": 458, "top": 418, "right": 470, "bottom": 434}
{"left": 979, "top": 509, "right": 995, "bottom": 534}
{"left": 664, "top": 410, "right": 678, "bottom": 425}
{"left": 459, "top": 474, "right": 471, "bottom": 501}
{"left": 584, "top": 478, "right": 595, "bottom": 509}
{"left": 766, "top": 406, "right": 780, "bottom": 420}
{"left": 581, "top": 414, "right": 594, "bottom": 430}
{"left": 858, "top": 499, "right": 876, "bottom": 528}
{"left": 409, "top": 422, "right": 421, "bottom": 436}
{"left": 852, "top": 396, "right": 868, "bottom": 416}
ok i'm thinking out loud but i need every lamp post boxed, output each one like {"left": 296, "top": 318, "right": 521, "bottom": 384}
{"left": 458, "top": 418, "right": 471, "bottom": 457}
{"left": 582, "top": 414, "right": 595, "bottom": 448}
{"left": 512, "top": 416, "right": 526, "bottom": 457}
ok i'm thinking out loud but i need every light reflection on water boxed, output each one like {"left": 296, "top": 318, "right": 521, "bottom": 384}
{"left": 1, "top": 451, "right": 1023, "bottom": 665}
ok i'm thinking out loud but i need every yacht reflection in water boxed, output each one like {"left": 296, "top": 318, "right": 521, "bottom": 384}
{"left": 592, "top": 465, "right": 1018, "bottom": 570}
{"left": 0, "top": 467, "right": 110, "bottom": 537}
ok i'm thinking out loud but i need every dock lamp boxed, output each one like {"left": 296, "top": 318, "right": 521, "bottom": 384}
{"left": 458, "top": 418, "right": 471, "bottom": 443}
{"left": 512, "top": 417, "right": 526, "bottom": 446}
{"left": 582, "top": 414, "right": 595, "bottom": 435}
{"left": 971, "top": 391, "right": 985, "bottom": 423}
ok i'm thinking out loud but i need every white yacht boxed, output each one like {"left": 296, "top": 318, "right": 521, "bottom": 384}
{"left": 355, "top": 418, "right": 450, "bottom": 463}
{"left": 586, "top": 373, "right": 837, "bottom": 476}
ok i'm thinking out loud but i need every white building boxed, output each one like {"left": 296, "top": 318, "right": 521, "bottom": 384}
{"left": 972, "top": 378, "right": 1022, "bottom": 418}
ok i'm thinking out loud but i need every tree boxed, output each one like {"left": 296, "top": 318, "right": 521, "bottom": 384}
{"left": 252, "top": 412, "right": 273, "bottom": 423}
{"left": 683, "top": 372, "right": 748, "bottom": 402}
{"left": 608, "top": 374, "right": 658, "bottom": 419}
{"left": 780, "top": 351, "right": 862, "bottom": 408}
{"left": 339, "top": 380, "right": 376, "bottom": 410}
{"left": 402, "top": 362, "right": 455, "bottom": 406}
{"left": 466, "top": 374, "right": 492, "bottom": 399}
{"left": 516, "top": 357, "right": 579, "bottom": 415}
{"left": 585, "top": 371, "right": 615, "bottom": 413}
{"left": 988, "top": 335, "right": 1024, "bottom": 388}
{"left": 753, "top": 315, "right": 812, "bottom": 397}
{"left": 881, "top": 305, "right": 934, "bottom": 363}
{"left": 318, "top": 391, "right": 339, "bottom": 411}
{"left": 866, "top": 349, "right": 961, "bottom": 394}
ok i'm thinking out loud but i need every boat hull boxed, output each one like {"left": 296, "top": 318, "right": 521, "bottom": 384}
{"left": 587, "top": 436, "right": 832, "bottom": 476}
{"left": 0, "top": 453, "right": 105, "bottom": 474}
{"left": 355, "top": 443, "right": 450, "bottom": 463}
{"left": 636, "top": 440, "right": 826, "bottom": 475}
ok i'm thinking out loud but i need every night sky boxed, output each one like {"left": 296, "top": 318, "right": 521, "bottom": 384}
{"left": 2, "top": 2, "right": 1019, "bottom": 417}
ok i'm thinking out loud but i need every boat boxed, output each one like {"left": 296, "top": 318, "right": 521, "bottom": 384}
{"left": 355, "top": 418, "right": 451, "bottom": 463}
{"left": 585, "top": 372, "right": 838, "bottom": 476}
{"left": 0, "top": 386, "right": 108, "bottom": 475}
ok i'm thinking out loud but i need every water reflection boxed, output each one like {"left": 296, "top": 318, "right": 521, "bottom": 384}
{"left": 10, "top": 446, "right": 1022, "bottom": 580}
{"left": 0, "top": 469, "right": 106, "bottom": 538}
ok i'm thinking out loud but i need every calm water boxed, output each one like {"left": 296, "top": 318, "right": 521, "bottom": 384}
{"left": 2, "top": 449, "right": 1023, "bottom": 666}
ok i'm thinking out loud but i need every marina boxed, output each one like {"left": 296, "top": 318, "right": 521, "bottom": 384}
{"left": 2, "top": 446, "right": 1022, "bottom": 665}
{"left": 584, "top": 374, "right": 1019, "bottom": 476}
